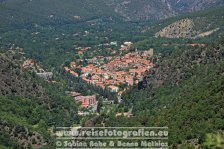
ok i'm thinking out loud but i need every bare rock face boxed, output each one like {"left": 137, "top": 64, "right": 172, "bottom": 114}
{"left": 155, "top": 19, "right": 199, "bottom": 38}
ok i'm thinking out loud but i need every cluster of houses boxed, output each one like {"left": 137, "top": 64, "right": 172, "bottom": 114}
{"left": 22, "top": 57, "right": 97, "bottom": 111}
{"left": 22, "top": 59, "right": 53, "bottom": 80}
{"left": 120, "top": 41, "right": 133, "bottom": 51}
{"left": 63, "top": 42, "right": 154, "bottom": 109}
{"left": 68, "top": 91, "right": 97, "bottom": 111}
{"left": 76, "top": 47, "right": 91, "bottom": 55}
{"left": 77, "top": 41, "right": 132, "bottom": 56}
{"left": 65, "top": 49, "right": 154, "bottom": 95}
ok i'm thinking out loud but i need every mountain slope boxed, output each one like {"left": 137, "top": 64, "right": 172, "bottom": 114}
{"left": 137, "top": 6, "right": 224, "bottom": 40}
{"left": 108, "top": 38, "right": 224, "bottom": 147}
{"left": 168, "top": 0, "right": 224, "bottom": 13}
{"left": 0, "top": 0, "right": 118, "bottom": 28}
{"left": 109, "top": 0, "right": 224, "bottom": 21}
{"left": 0, "top": 0, "right": 223, "bottom": 25}
{"left": 107, "top": 0, "right": 176, "bottom": 21}
{"left": 0, "top": 52, "right": 79, "bottom": 148}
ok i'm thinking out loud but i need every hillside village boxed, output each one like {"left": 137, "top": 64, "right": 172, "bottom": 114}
{"left": 16, "top": 20, "right": 212, "bottom": 113}
{"left": 17, "top": 35, "right": 211, "bottom": 115}
{"left": 22, "top": 59, "right": 53, "bottom": 80}
{"left": 17, "top": 41, "right": 154, "bottom": 112}
{"left": 63, "top": 42, "right": 154, "bottom": 111}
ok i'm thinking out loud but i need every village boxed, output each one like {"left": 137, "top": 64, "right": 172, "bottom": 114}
{"left": 63, "top": 42, "right": 154, "bottom": 112}
{"left": 16, "top": 39, "right": 207, "bottom": 118}
{"left": 18, "top": 41, "right": 154, "bottom": 114}
{"left": 17, "top": 41, "right": 205, "bottom": 116}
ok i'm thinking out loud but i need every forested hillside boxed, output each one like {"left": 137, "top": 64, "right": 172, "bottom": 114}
{"left": 0, "top": 52, "right": 79, "bottom": 148}
{"left": 132, "top": 7, "right": 224, "bottom": 54}
{"left": 0, "top": 0, "right": 118, "bottom": 28}
{"left": 106, "top": 38, "right": 224, "bottom": 147}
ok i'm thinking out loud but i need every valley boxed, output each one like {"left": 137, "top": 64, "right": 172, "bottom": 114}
{"left": 0, "top": 1, "right": 224, "bottom": 148}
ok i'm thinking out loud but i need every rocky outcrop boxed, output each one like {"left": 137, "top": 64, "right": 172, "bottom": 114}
{"left": 155, "top": 19, "right": 199, "bottom": 38}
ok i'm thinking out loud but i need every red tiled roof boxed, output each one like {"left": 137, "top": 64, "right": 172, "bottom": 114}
{"left": 70, "top": 70, "right": 79, "bottom": 77}
{"left": 75, "top": 95, "right": 96, "bottom": 108}
{"left": 69, "top": 92, "right": 81, "bottom": 97}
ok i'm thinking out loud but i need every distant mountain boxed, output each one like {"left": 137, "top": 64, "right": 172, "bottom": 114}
{"left": 168, "top": 0, "right": 224, "bottom": 13}
{"left": 107, "top": 0, "right": 176, "bottom": 21}
{"left": 139, "top": 6, "right": 224, "bottom": 39}
{"left": 0, "top": 0, "right": 118, "bottom": 28}
{"left": 0, "top": 0, "right": 223, "bottom": 25}
{"left": 109, "top": 0, "right": 224, "bottom": 21}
